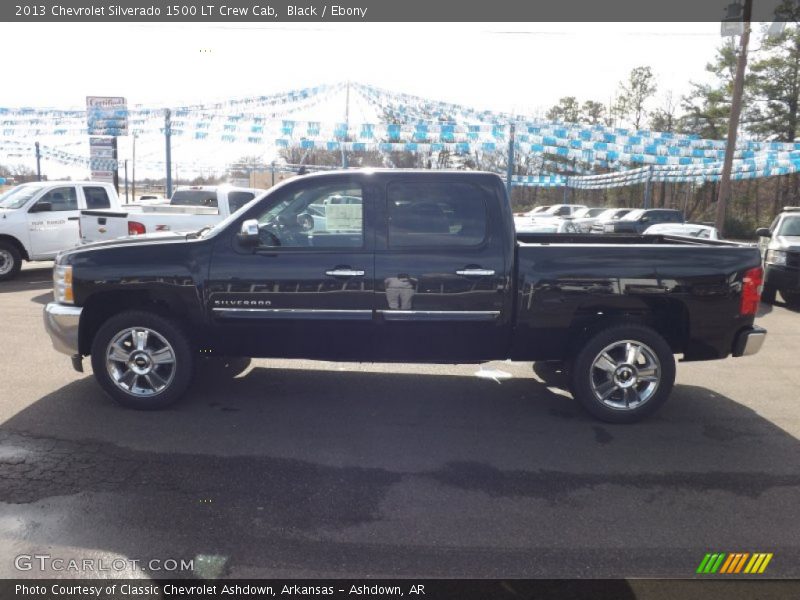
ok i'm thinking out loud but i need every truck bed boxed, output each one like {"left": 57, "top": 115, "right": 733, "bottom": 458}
{"left": 515, "top": 232, "right": 744, "bottom": 247}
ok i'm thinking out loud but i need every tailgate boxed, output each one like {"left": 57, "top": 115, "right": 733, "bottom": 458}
{"left": 79, "top": 210, "right": 131, "bottom": 243}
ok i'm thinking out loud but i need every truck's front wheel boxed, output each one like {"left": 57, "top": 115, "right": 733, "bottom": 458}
{"left": 90, "top": 310, "right": 194, "bottom": 410}
{"left": 570, "top": 324, "right": 675, "bottom": 423}
{"left": 0, "top": 241, "right": 22, "bottom": 282}
{"left": 781, "top": 289, "right": 800, "bottom": 307}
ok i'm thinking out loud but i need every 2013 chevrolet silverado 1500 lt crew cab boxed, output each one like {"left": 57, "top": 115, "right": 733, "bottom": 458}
{"left": 44, "top": 170, "right": 767, "bottom": 423}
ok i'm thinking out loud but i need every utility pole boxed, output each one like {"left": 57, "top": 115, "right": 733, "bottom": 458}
{"left": 505, "top": 122, "right": 516, "bottom": 197}
{"left": 124, "top": 160, "right": 129, "bottom": 203}
{"left": 131, "top": 133, "right": 136, "bottom": 204}
{"left": 643, "top": 165, "right": 654, "bottom": 208}
{"left": 342, "top": 81, "right": 350, "bottom": 169}
{"left": 165, "top": 109, "right": 173, "bottom": 198}
{"left": 35, "top": 141, "right": 42, "bottom": 181}
{"left": 715, "top": 0, "right": 752, "bottom": 236}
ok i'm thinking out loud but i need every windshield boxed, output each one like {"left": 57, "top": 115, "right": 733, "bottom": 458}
{"left": 621, "top": 209, "right": 646, "bottom": 221}
{"left": 0, "top": 184, "right": 44, "bottom": 209}
{"left": 597, "top": 209, "right": 621, "bottom": 220}
{"left": 574, "top": 207, "right": 605, "bottom": 218}
{"left": 778, "top": 216, "right": 800, "bottom": 236}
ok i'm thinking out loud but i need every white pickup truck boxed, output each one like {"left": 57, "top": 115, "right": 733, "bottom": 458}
{"left": 79, "top": 185, "right": 264, "bottom": 244}
{"left": 0, "top": 181, "right": 121, "bottom": 281}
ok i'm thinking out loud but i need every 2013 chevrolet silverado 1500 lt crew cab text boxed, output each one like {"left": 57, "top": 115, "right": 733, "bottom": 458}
{"left": 43, "top": 170, "right": 767, "bottom": 422}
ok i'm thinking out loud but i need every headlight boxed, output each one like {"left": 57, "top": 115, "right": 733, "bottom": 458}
{"left": 766, "top": 250, "right": 787, "bottom": 266}
{"left": 53, "top": 265, "right": 74, "bottom": 304}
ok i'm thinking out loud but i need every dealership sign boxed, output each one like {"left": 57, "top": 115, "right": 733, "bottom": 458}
{"left": 86, "top": 96, "right": 128, "bottom": 136}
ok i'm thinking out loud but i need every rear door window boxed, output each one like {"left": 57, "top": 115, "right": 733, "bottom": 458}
{"left": 387, "top": 181, "right": 488, "bottom": 248}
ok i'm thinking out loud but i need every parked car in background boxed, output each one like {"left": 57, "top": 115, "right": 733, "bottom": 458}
{"left": 79, "top": 185, "right": 264, "bottom": 244}
{"left": 529, "top": 203, "right": 588, "bottom": 220}
{"left": 570, "top": 207, "right": 611, "bottom": 232}
{"left": 515, "top": 205, "right": 550, "bottom": 217}
{"left": 757, "top": 207, "right": 800, "bottom": 305}
{"left": 0, "top": 180, "right": 122, "bottom": 281}
{"left": 599, "top": 208, "right": 684, "bottom": 234}
{"left": 586, "top": 208, "right": 632, "bottom": 233}
{"left": 515, "top": 218, "right": 581, "bottom": 234}
{"left": 644, "top": 223, "right": 720, "bottom": 240}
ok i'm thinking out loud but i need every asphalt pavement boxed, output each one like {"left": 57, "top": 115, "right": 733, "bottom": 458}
{"left": 0, "top": 262, "right": 798, "bottom": 579}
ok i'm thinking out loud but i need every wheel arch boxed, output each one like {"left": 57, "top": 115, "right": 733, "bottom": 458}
{"left": 565, "top": 298, "right": 689, "bottom": 359}
{"left": 78, "top": 290, "right": 194, "bottom": 355}
{"left": 0, "top": 234, "right": 29, "bottom": 261}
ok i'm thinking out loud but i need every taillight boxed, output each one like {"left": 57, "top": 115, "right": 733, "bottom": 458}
{"left": 128, "top": 221, "right": 146, "bottom": 236}
{"left": 740, "top": 266, "right": 763, "bottom": 316}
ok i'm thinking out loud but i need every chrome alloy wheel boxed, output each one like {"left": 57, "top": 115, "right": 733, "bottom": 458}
{"left": 0, "top": 249, "right": 13, "bottom": 276}
{"left": 589, "top": 340, "right": 661, "bottom": 411}
{"left": 106, "top": 327, "right": 176, "bottom": 397}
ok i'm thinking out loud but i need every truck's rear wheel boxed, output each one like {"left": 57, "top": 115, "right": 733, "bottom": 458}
{"left": 570, "top": 324, "right": 675, "bottom": 423}
{"left": 90, "top": 310, "right": 194, "bottom": 410}
{"left": 0, "top": 241, "right": 22, "bottom": 282}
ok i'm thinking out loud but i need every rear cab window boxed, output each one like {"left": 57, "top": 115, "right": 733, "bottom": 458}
{"left": 171, "top": 190, "right": 218, "bottom": 208}
{"left": 83, "top": 186, "right": 111, "bottom": 209}
{"left": 228, "top": 191, "right": 256, "bottom": 213}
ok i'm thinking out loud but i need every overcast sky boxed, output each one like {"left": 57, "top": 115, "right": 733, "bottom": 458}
{"left": 1, "top": 22, "right": 726, "bottom": 113}
{"left": 0, "top": 22, "right": 732, "bottom": 178}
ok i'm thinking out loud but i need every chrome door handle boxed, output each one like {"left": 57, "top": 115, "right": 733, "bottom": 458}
{"left": 325, "top": 269, "right": 365, "bottom": 277}
{"left": 456, "top": 269, "right": 495, "bottom": 277}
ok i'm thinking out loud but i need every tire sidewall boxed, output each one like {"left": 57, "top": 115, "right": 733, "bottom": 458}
{"left": 90, "top": 310, "right": 194, "bottom": 410}
{"left": 0, "top": 242, "right": 22, "bottom": 282}
{"left": 571, "top": 324, "right": 676, "bottom": 424}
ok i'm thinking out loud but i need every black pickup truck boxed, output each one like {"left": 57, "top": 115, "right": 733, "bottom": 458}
{"left": 44, "top": 170, "right": 766, "bottom": 422}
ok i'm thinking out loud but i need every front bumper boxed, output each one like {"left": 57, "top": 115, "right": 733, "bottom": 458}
{"left": 732, "top": 326, "right": 767, "bottom": 357}
{"left": 44, "top": 302, "right": 82, "bottom": 357}
{"left": 764, "top": 264, "right": 800, "bottom": 290}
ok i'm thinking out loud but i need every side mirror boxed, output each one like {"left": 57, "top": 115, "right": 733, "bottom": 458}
{"left": 640, "top": 216, "right": 650, "bottom": 223}
{"left": 755, "top": 227, "right": 771, "bottom": 238}
{"left": 30, "top": 201, "right": 52, "bottom": 213}
{"left": 237, "top": 219, "right": 260, "bottom": 246}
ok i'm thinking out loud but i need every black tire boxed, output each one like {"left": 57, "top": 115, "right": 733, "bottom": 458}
{"left": 761, "top": 284, "right": 777, "bottom": 304}
{"left": 570, "top": 324, "right": 676, "bottom": 424}
{"left": 780, "top": 289, "right": 800, "bottom": 307}
{"left": 90, "top": 310, "right": 194, "bottom": 410}
{"left": 0, "top": 241, "right": 22, "bottom": 282}
{"left": 200, "top": 356, "right": 251, "bottom": 378}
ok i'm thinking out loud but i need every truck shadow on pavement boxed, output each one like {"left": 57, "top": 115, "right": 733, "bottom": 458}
{"left": 1, "top": 366, "right": 799, "bottom": 579}
{"left": 0, "top": 266, "right": 53, "bottom": 294}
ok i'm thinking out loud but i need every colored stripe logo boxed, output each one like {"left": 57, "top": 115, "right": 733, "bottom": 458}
{"left": 696, "top": 552, "right": 773, "bottom": 574}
